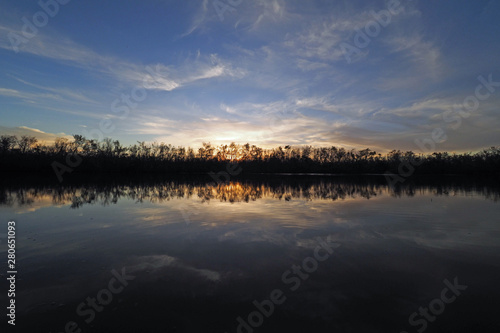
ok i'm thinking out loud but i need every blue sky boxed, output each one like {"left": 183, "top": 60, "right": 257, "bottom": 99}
{"left": 0, "top": 0, "right": 499, "bottom": 152}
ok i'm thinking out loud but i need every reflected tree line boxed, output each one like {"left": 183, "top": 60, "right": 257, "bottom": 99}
{"left": 1, "top": 176, "right": 499, "bottom": 208}
{"left": 1, "top": 134, "right": 500, "bottom": 175}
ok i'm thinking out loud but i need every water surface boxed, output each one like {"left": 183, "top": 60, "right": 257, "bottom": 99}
{"left": 1, "top": 175, "right": 499, "bottom": 332}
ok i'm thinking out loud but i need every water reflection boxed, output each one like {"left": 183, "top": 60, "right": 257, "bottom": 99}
{"left": 1, "top": 175, "right": 499, "bottom": 332}
{"left": 1, "top": 175, "right": 499, "bottom": 209}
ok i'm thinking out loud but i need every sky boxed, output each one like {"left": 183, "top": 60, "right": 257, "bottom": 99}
{"left": 0, "top": 0, "right": 499, "bottom": 153}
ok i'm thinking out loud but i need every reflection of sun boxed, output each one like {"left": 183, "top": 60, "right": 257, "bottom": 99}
{"left": 210, "top": 182, "right": 260, "bottom": 203}
{"left": 224, "top": 183, "right": 241, "bottom": 190}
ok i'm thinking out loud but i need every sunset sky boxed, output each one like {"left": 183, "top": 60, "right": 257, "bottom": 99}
{"left": 1, "top": 0, "right": 499, "bottom": 152}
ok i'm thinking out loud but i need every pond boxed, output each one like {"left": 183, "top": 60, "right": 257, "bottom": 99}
{"left": 1, "top": 175, "right": 499, "bottom": 332}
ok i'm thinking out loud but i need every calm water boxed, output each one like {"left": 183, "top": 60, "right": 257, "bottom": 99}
{"left": 1, "top": 175, "right": 499, "bottom": 333}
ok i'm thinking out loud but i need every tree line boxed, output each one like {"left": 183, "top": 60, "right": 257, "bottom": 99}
{"left": 1, "top": 134, "right": 499, "bottom": 177}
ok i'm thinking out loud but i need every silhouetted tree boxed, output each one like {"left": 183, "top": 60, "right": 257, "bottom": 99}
{"left": 1, "top": 133, "right": 499, "bottom": 177}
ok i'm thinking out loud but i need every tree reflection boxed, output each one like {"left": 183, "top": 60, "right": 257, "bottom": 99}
{"left": 0, "top": 176, "right": 499, "bottom": 208}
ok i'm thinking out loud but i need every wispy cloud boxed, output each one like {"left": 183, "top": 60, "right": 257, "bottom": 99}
{"left": 179, "top": 0, "right": 210, "bottom": 37}
{"left": 10, "top": 76, "right": 99, "bottom": 104}
{"left": 284, "top": 12, "right": 371, "bottom": 62}
{"left": 0, "top": 24, "right": 105, "bottom": 66}
{"left": 383, "top": 34, "right": 443, "bottom": 81}
{"left": 1, "top": 23, "right": 244, "bottom": 95}
{"left": 0, "top": 87, "right": 65, "bottom": 103}
{"left": 0, "top": 125, "right": 72, "bottom": 144}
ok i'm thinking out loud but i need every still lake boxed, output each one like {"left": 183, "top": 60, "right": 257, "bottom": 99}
{"left": 1, "top": 175, "right": 499, "bottom": 333}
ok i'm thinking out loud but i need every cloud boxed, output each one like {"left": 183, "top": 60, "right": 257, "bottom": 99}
{"left": 12, "top": 76, "right": 99, "bottom": 104}
{"left": 3, "top": 76, "right": 100, "bottom": 107}
{"left": 0, "top": 23, "right": 243, "bottom": 95}
{"left": 381, "top": 33, "right": 443, "bottom": 84}
{"left": 179, "top": 0, "right": 210, "bottom": 37}
{"left": 0, "top": 126, "right": 72, "bottom": 144}
{"left": 249, "top": 0, "right": 289, "bottom": 30}
{"left": 128, "top": 97, "right": 364, "bottom": 149}
{"left": 284, "top": 12, "right": 371, "bottom": 62}
{"left": 181, "top": 0, "right": 293, "bottom": 37}
{"left": 127, "top": 254, "right": 221, "bottom": 281}
{"left": 0, "top": 87, "right": 62, "bottom": 102}
{"left": 0, "top": 24, "right": 108, "bottom": 67}
{"left": 374, "top": 99, "right": 452, "bottom": 120}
